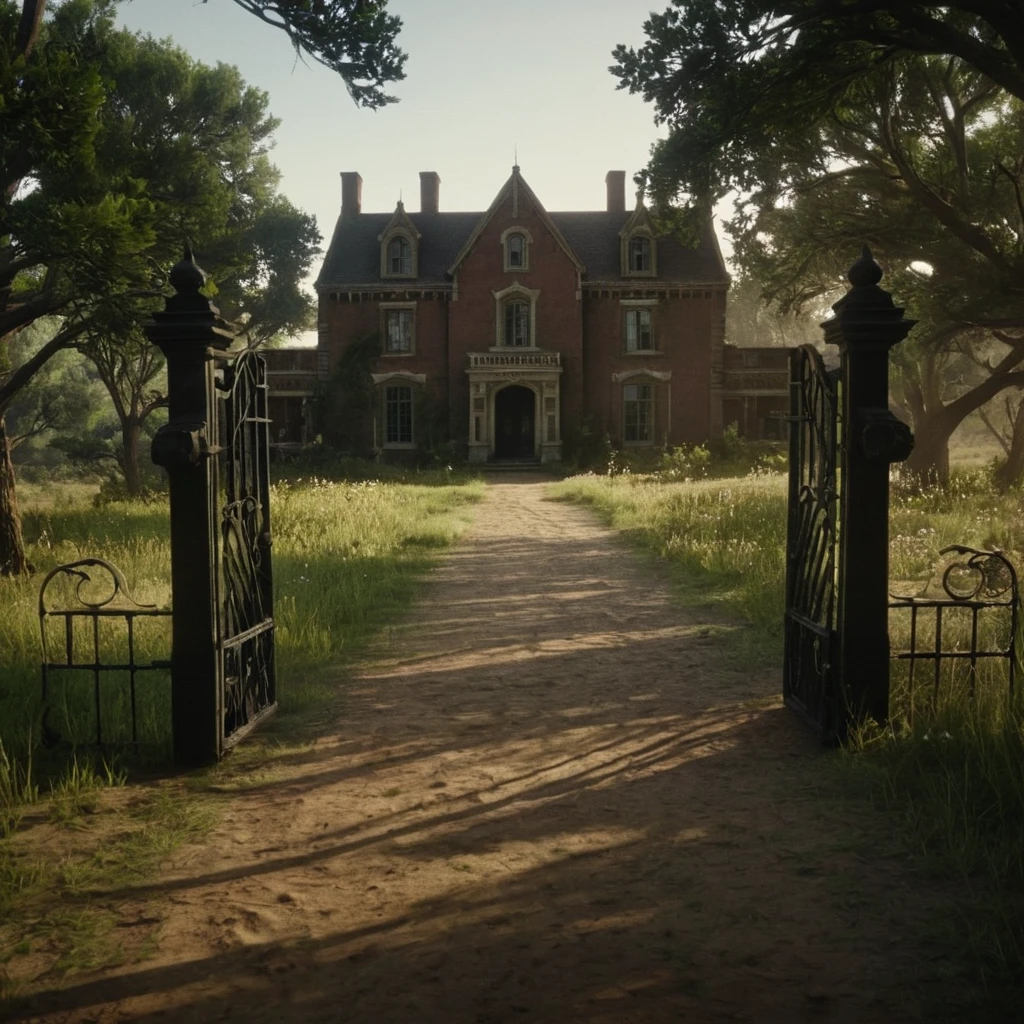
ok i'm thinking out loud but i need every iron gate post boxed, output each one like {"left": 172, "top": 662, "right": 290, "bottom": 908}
{"left": 823, "top": 248, "right": 914, "bottom": 731}
{"left": 145, "top": 250, "right": 235, "bottom": 767}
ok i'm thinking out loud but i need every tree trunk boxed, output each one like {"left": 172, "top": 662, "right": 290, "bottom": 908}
{"left": 903, "top": 411, "right": 953, "bottom": 486}
{"left": 0, "top": 415, "right": 29, "bottom": 576}
{"left": 994, "top": 406, "right": 1024, "bottom": 491}
{"left": 121, "top": 418, "right": 143, "bottom": 496}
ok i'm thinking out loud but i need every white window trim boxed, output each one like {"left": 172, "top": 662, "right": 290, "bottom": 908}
{"left": 380, "top": 301, "right": 417, "bottom": 357}
{"left": 622, "top": 230, "right": 657, "bottom": 278}
{"left": 500, "top": 226, "right": 533, "bottom": 272}
{"left": 380, "top": 230, "right": 418, "bottom": 279}
{"left": 622, "top": 381, "right": 656, "bottom": 446}
{"left": 492, "top": 281, "right": 540, "bottom": 349}
{"left": 380, "top": 380, "right": 417, "bottom": 449}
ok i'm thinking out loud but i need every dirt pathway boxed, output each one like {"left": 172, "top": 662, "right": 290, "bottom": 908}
{"left": 21, "top": 477, "right": 945, "bottom": 1023}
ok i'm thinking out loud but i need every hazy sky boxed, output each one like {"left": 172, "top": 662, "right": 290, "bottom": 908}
{"left": 114, "top": 1, "right": 708, "bottom": 339}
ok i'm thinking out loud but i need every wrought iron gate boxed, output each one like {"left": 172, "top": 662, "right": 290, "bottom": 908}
{"left": 783, "top": 344, "right": 843, "bottom": 740}
{"left": 215, "top": 348, "right": 277, "bottom": 748}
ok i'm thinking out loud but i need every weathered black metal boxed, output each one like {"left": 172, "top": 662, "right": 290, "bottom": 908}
{"left": 890, "top": 546, "right": 1018, "bottom": 721}
{"left": 39, "top": 558, "right": 171, "bottom": 748}
{"left": 823, "top": 248, "right": 915, "bottom": 732}
{"left": 783, "top": 345, "right": 842, "bottom": 739}
{"left": 145, "top": 249, "right": 276, "bottom": 765}
{"left": 216, "top": 348, "right": 277, "bottom": 748}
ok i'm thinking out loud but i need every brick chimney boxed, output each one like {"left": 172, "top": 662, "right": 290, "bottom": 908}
{"left": 340, "top": 171, "right": 362, "bottom": 218}
{"left": 420, "top": 171, "right": 440, "bottom": 214}
{"left": 605, "top": 170, "right": 626, "bottom": 214}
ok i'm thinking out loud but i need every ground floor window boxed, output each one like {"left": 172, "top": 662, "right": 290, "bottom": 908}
{"left": 385, "top": 385, "right": 413, "bottom": 444}
{"left": 623, "top": 383, "right": 654, "bottom": 442}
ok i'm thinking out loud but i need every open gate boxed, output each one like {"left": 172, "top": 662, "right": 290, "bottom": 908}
{"left": 216, "top": 348, "right": 277, "bottom": 749}
{"left": 783, "top": 344, "right": 843, "bottom": 740}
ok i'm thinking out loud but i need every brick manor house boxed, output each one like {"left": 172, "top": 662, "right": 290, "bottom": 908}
{"left": 265, "top": 167, "right": 789, "bottom": 458}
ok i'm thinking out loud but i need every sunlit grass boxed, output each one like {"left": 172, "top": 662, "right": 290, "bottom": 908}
{"left": 2, "top": 470, "right": 483, "bottom": 769}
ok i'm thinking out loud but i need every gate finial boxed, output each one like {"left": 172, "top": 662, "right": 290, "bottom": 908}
{"left": 168, "top": 247, "right": 206, "bottom": 295}
{"left": 848, "top": 246, "right": 883, "bottom": 287}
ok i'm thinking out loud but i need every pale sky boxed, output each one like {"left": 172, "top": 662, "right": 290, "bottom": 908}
{"left": 114, "top": 0, "right": 724, "bottom": 341}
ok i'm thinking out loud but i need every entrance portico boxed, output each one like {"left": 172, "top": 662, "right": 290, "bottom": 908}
{"left": 466, "top": 351, "right": 562, "bottom": 463}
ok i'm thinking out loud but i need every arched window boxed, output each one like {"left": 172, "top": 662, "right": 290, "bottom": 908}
{"left": 387, "top": 236, "right": 412, "bottom": 275}
{"left": 507, "top": 233, "right": 525, "bottom": 268}
{"left": 504, "top": 300, "right": 530, "bottom": 347}
{"left": 629, "top": 235, "right": 651, "bottom": 273}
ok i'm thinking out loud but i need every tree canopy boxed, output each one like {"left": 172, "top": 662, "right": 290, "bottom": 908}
{"left": 14, "top": 0, "right": 406, "bottom": 106}
{"left": 612, "top": 2, "right": 1024, "bottom": 213}
{"left": 0, "top": 0, "right": 323, "bottom": 567}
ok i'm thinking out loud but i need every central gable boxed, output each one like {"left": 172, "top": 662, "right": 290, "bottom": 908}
{"left": 447, "top": 166, "right": 585, "bottom": 278}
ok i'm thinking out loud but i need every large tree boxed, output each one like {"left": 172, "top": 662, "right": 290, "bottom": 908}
{"left": 612, "top": 2, "right": 1024, "bottom": 218}
{"left": 613, "top": 6, "right": 1024, "bottom": 484}
{"left": 720, "top": 56, "right": 1024, "bottom": 482}
{"left": 0, "top": 0, "right": 320, "bottom": 571}
{"left": 15, "top": 0, "right": 405, "bottom": 105}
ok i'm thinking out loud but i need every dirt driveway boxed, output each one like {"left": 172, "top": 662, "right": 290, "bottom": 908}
{"left": 19, "top": 477, "right": 947, "bottom": 1022}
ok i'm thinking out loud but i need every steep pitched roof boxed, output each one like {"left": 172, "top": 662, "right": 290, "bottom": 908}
{"left": 316, "top": 211, "right": 479, "bottom": 288}
{"left": 551, "top": 213, "right": 728, "bottom": 284}
{"left": 445, "top": 166, "right": 585, "bottom": 276}
{"left": 315, "top": 183, "right": 729, "bottom": 289}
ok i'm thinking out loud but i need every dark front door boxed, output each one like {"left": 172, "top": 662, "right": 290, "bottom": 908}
{"left": 494, "top": 385, "right": 536, "bottom": 459}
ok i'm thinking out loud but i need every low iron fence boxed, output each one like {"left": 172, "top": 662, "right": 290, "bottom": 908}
{"left": 39, "top": 558, "right": 171, "bottom": 750}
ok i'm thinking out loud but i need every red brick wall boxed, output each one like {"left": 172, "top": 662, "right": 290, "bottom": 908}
{"left": 318, "top": 293, "right": 451, "bottom": 439}
{"left": 582, "top": 291, "right": 721, "bottom": 446}
{"left": 447, "top": 189, "right": 583, "bottom": 441}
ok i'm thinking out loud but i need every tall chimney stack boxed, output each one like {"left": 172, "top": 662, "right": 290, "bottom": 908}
{"left": 420, "top": 171, "right": 440, "bottom": 214}
{"left": 340, "top": 171, "right": 362, "bottom": 218}
{"left": 605, "top": 170, "right": 626, "bottom": 214}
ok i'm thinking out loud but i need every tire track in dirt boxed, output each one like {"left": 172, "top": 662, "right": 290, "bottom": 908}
{"left": 17, "top": 476, "right": 947, "bottom": 1023}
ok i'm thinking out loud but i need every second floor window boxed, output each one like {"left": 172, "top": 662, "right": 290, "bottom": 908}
{"left": 629, "top": 235, "right": 652, "bottom": 273}
{"left": 387, "top": 236, "right": 412, "bottom": 275}
{"left": 385, "top": 309, "right": 413, "bottom": 353}
{"left": 504, "top": 300, "right": 530, "bottom": 346}
{"left": 625, "top": 309, "right": 653, "bottom": 351}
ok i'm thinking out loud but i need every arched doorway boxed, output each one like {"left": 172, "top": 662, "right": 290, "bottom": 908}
{"left": 494, "top": 385, "right": 536, "bottom": 459}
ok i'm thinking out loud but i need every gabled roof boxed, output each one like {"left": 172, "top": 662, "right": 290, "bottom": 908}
{"left": 378, "top": 200, "right": 421, "bottom": 242}
{"left": 619, "top": 191, "right": 657, "bottom": 238}
{"left": 446, "top": 166, "right": 585, "bottom": 276}
{"left": 316, "top": 211, "right": 479, "bottom": 288}
{"left": 314, "top": 173, "right": 730, "bottom": 290}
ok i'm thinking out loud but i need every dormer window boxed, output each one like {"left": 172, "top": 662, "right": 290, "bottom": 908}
{"left": 379, "top": 202, "right": 420, "bottom": 278}
{"left": 387, "top": 236, "right": 412, "bottom": 275}
{"left": 501, "top": 226, "right": 532, "bottom": 272}
{"left": 629, "top": 235, "right": 651, "bottom": 273}
{"left": 508, "top": 234, "right": 525, "bottom": 267}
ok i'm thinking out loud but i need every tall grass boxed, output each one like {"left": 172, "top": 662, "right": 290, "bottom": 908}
{"left": 1, "top": 469, "right": 484, "bottom": 773}
{"left": 551, "top": 467, "right": 1024, "bottom": 1008}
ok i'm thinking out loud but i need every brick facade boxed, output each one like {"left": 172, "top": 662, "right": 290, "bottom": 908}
{"left": 281, "top": 167, "right": 747, "bottom": 460}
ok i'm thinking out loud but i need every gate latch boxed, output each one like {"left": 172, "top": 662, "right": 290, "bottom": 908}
{"left": 857, "top": 408, "right": 914, "bottom": 463}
